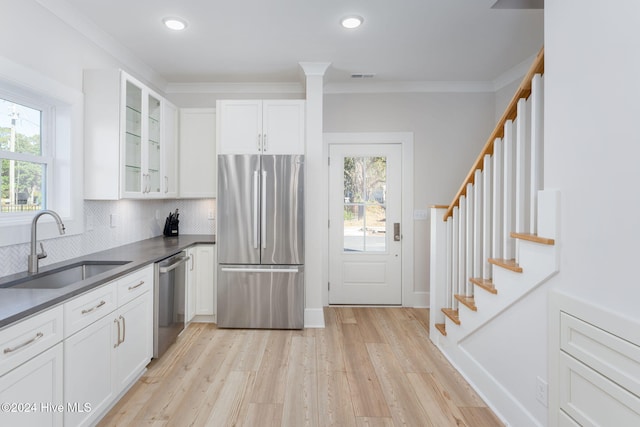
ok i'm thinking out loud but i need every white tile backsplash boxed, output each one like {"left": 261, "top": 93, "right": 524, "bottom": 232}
{"left": 0, "top": 199, "right": 215, "bottom": 277}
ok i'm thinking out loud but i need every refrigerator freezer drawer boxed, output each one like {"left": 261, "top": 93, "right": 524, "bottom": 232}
{"left": 217, "top": 265, "right": 304, "bottom": 329}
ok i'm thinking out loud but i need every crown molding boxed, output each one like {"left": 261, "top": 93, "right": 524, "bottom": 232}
{"left": 299, "top": 62, "right": 331, "bottom": 77}
{"left": 165, "top": 82, "right": 305, "bottom": 95}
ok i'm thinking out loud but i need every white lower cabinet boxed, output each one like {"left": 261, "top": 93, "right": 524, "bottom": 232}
{"left": 64, "top": 265, "right": 153, "bottom": 426}
{"left": 186, "top": 244, "right": 216, "bottom": 322}
{"left": 0, "top": 343, "right": 64, "bottom": 427}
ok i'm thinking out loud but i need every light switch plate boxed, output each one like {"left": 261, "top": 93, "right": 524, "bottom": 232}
{"left": 413, "top": 209, "right": 429, "bottom": 220}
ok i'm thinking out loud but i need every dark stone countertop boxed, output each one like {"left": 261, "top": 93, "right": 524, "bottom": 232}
{"left": 0, "top": 234, "right": 215, "bottom": 330}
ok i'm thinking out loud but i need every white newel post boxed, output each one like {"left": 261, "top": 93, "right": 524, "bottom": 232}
{"left": 446, "top": 217, "right": 453, "bottom": 308}
{"left": 530, "top": 74, "right": 544, "bottom": 235}
{"left": 429, "top": 206, "right": 449, "bottom": 339}
{"left": 299, "top": 62, "right": 330, "bottom": 328}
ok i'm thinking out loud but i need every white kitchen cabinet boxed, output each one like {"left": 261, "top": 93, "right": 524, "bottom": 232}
{"left": 0, "top": 343, "right": 64, "bottom": 427}
{"left": 179, "top": 108, "right": 216, "bottom": 197}
{"left": 217, "top": 100, "right": 305, "bottom": 154}
{"left": 162, "top": 100, "right": 179, "bottom": 198}
{"left": 64, "top": 265, "right": 153, "bottom": 426}
{"left": 186, "top": 244, "right": 216, "bottom": 322}
{"left": 84, "top": 69, "right": 178, "bottom": 199}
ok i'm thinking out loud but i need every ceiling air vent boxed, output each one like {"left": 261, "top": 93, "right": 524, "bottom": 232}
{"left": 351, "top": 73, "right": 376, "bottom": 79}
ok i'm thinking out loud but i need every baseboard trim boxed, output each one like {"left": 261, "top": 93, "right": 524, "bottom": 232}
{"left": 304, "top": 308, "right": 325, "bottom": 328}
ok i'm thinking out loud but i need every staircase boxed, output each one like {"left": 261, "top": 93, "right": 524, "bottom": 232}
{"left": 429, "top": 47, "right": 558, "bottom": 426}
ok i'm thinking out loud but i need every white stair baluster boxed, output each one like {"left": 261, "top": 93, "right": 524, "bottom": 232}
{"left": 503, "top": 120, "right": 516, "bottom": 260}
{"left": 458, "top": 195, "right": 466, "bottom": 299}
{"left": 530, "top": 73, "right": 544, "bottom": 235}
{"left": 515, "top": 97, "right": 531, "bottom": 237}
{"left": 483, "top": 154, "right": 492, "bottom": 280}
{"left": 446, "top": 216, "right": 453, "bottom": 309}
{"left": 492, "top": 138, "right": 503, "bottom": 261}
{"left": 473, "top": 169, "right": 483, "bottom": 283}
{"left": 466, "top": 182, "right": 474, "bottom": 297}
{"left": 452, "top": 205, "right": 459, "bottom": 310}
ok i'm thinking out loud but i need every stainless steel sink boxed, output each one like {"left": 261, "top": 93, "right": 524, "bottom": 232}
{"left": 4, "top": 261, "right": 130, "bottom": 290}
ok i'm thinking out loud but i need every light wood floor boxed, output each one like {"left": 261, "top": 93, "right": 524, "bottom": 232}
{"left": 98, "top": 307, "right": 503, "bottom": 426}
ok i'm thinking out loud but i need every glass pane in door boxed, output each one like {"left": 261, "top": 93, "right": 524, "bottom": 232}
{"left": 124, "top": 81, "right": 142, "bottom": 192}
{"left": 343, "top": 156, "right": 387, "bottom": 252}
{"left": 148, "top": 95, "right": 161, "bottom": 193}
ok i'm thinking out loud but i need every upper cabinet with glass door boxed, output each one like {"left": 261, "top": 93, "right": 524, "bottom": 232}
{"left": 84, "top": 70, "right": 177, "bottom": 199}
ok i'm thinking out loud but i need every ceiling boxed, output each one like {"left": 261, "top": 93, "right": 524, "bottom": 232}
{"left": 59, "top": 0, "right": 543, "bottom": 88}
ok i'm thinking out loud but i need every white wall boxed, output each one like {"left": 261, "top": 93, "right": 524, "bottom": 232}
{"left": 324, "top": 92, "right": 495, "bottom": 301}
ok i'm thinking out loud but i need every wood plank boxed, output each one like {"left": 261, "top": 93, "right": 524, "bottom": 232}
{"left": 366, "top": 343, "right": 435, "bottom": 427}
{"left": 441, "top": 308, "right": 461, "bottom": 325}
{"left": 435, "top": 323, "right": 447, "bottom": 336}
{"left": 352, "top": 307, "right": 387, "bottom": 343}
{"left": 488, "top": 258, "right": 523, "bottom": 273}
{"left": 510, "top": 232, "right": 555, "bottom": 245}
{"left": 459, "top": 406, "right": 505, "bottom": 427}
{"left": 406, "top": 372, "right": 469, "bottom": 426}
{"left": 241, "top": 403, "right": 283, "bottom": 427}
{"left": 355, "top": 417, "right": 395, "bottom": 426}
{"left": 249, "top": 330, "right": 293, "bottom": 404}
{"left": 282, "top": 336, "right": 319, "bottom": 427}
{"left": 470, "top": 277, "right": 497, "bottom": 294}
{"left": 454, "top": 294, "right": 477, "bottom": 311}
{"left": 341, "top": 323, "right": 391, "bottom": 418}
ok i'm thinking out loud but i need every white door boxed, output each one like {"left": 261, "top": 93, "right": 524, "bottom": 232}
{"left": 329, "top": 144, "right": 402, "bottom": 304}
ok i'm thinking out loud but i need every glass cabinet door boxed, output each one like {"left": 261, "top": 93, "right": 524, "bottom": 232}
{"left": 124, "top": 81, "right": 142, "bottom": 193}
{"left": 147, "top": 94, "right": 161, "bottom": 195}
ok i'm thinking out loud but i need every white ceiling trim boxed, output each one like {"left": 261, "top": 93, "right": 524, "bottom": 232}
{"left": 35, "top": 0, "right": 166, "bottom": 91}
{"left": 165, "top": 82, "right": 305, "bottom": 94}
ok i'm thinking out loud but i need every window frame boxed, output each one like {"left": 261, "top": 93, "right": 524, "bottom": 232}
{"left": 0, "top": 57, "right": 83, "bottom": 247}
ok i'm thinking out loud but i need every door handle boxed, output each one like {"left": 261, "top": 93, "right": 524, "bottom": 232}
{"left": 394, "top": 223, "right": 401, "bottom": 241}
{"left": 253, "top": 170, "right": 259, "bottom": 249}
{"left": 261, "top": 170, "right": 267, "bottom": 249}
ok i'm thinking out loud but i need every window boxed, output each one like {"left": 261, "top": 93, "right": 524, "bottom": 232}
{"left": 0, "top": 97, "right": 52, "bottom": 214}
{"left": 0, "top": 57, "right": 83, "bottom": 247}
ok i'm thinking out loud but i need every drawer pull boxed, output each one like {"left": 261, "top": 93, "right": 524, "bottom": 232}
{"left": 114, "top": 318, "right": 120, "bottom": 348}
{"left": 128, "top": 280, "right": 145, "bottom": 291}
{"left": 81, "top": 300, "right": 106, "bottom": 315}
{"left": 4, "top": 332, "right": 44, "bottom": 354}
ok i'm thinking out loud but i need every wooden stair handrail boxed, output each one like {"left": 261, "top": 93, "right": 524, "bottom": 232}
{"left": 443, "top": 47, "right": 545, "bottom": 221}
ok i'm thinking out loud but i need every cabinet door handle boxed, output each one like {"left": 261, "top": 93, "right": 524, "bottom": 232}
{"left": 81, "top": 300, "right": 106, "bottom": 315}
{"left": 164, "top": 176, "right": 169, "bottom": 193}
{"left": 114, "top": 318, "right": 120, "bottom": 348}
{"left": 128, "top": 280, "right": 145, "bottom": 291}
{"left": 119, "top": 315, "right": 126, "bottom": 344}
{"left": 257, "top": 134, "right": 261, "bottom": 151}
{"left": 189, "top": 254, "right": 194, "bottom": 271}
{"left": 4, "top": 332, "right": 44, "bottom": 354}
{"left": 263, "top": 133, "right": 268, "bottom": 151}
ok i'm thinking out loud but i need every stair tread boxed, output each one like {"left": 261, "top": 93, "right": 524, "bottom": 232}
{"left": 510, "top": 232, "right": 555, "bottom": 245}
{"left": 488, "top": 258, "right": 523, "bottom": 273}
{"left": 454, "top": 294, "right": 477, "bottom": 311}
{"left": 441, "top": 308, "right": 461, "bottom": 325}
{"left": 470, "top": 277, "right": 498, "bottom": 294}
{"left": 435, "top": 323, "right": 447, "bottom": 336}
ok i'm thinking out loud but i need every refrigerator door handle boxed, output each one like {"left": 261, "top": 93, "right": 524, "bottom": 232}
{"left": 220, "top": 267, "right": 300, "bottom": 273}
{"left": 253, "top": 170, "right": 259, "bottom": 249}
{"left": 261, "top": 170, "right": 267, "bottom": 249}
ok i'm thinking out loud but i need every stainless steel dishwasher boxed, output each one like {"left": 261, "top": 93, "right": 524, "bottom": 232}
{"left": 153, "top": 251, "right": 189, "bottom": 358}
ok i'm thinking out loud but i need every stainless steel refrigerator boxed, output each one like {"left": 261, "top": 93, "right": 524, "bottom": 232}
{"left": 217, "top": 154, "right": 304, "bottom": 329}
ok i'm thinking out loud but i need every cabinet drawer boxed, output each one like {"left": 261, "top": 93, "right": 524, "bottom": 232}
{"left": 65, "top": 283, "right": 117, "bottom": 337}
{"left": 560, "top": 312, "right": 640, "bottom": 396}
{"left": 117, "top": 264, "right": 153, "bottom": 306}
{"left": 559, "top": 352, "right": 640, "bottom": 426}
{"left": 0, "top": 305, "right": 63, "bottom": 376}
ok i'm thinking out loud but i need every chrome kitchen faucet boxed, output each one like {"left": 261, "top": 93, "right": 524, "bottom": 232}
{"left": 28, "top": 210, "right": 66, "bottom": 274}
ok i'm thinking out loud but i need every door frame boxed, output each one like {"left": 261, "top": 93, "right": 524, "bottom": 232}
{"left": 322, "top": 132, "right": 415, "bottom": 307}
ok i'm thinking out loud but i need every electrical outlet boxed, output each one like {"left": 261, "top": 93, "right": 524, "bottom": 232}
{"left": 536, "top": 376, "right": 548, "bottom": 407}
{"left": 207, "top": 211, "right": 215, "bottom": 220}
{"left": 110, "top": 214, "right": 119, "bottom": 228}
{"left": 413, "top": 209, "right": 429, "bottom": 220}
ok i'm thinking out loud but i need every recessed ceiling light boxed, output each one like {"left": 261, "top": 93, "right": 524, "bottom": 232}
{"left": 163, "top": 17, "right": 187, "bottom": 31}
{"left": 341, "top": 15, "right": 364, "bottom": 29}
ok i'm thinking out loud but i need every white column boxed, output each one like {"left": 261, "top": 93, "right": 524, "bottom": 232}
{"left": 515, "top": 97, "right": 531, "bottom": 235}
{"left": 503, "top": 120, "right": 516, "bottom": 260}
{"left": 482, "top": 154, "right": 492, "bottom": 280}
{"left": 492, "top": 138, "right": 503, "bottom": 261}
{"left": 429, "top": 206, "right": 449, "bottom": 335}
{"left": 299, "top": 62, "right": 330, "bottom": 328}
{"left": 530, "top": 74, "right": 544, "bottom": 235}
